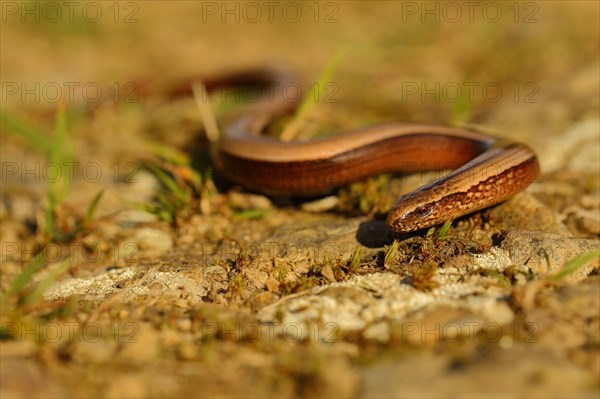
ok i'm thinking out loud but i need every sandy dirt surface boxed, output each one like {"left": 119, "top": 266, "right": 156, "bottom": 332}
{"left": 1, "top": 2, "right": 599, "bottom": 398}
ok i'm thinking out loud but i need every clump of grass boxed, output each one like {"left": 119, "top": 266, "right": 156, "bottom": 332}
{"left": 45, "top": 103, "right": 73, "bottom": 239}
{"left": 426, "top": 220, "right": 454, "bottom": 240}
{"left": 337, "top": 175, "right": 393, "bottom": 217}
{"left": 234, "top": 249, "right": 252, "bottom": 269}
{"left": 1, "top": 105, "right": 104, "bottom": 243}
{"left": 0, "top": 254, "right": 72, "bottom": 328}
{"left": 384, "top": 240, "right": 401, "bottom": 269}
{"left": 347, "top": 246, "right": 363, "bottom": 272}
{"left": 437, "top": 220, "right": 453, "bottom": 238}
{"left": 280, "top": 275, "right": 320, "bottom": 295}
{"left": 412, "top": 261, "right": 439, "bottom": 291}
{"left": 277, "top": 268, "right": 288, "bottom": 284}
{"left": 136, "top": 142, "right": 215, "bottom": 225}
{"left": 227, "top": 273, "right": 247, "bottom": 299}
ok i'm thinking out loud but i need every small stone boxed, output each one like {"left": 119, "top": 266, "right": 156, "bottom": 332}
{"left": 177, "top": 318, "right": 192, "bottom": 332}
{"left": 132, "top": 227, "right": 173, "bottom": 256}
{"left": 119, "top": 170, "right": 160, "bottom": 202}
{"left": 579, "top": 194, "right": 599, "bottom": 209}
{"left": 363, "top": 321, "right": 390, "bottom": 342}
{"left": 228, "top": 192, "right": 272, "bottom": 210}
{"left": 479, "top": 301, "right": 514, "bottom": 326}
{"left": 8, "top": 195, "right": 36, "bottom": 222}
{"left": 115, "top": 210, "right": 158, "bottom": 227}
{"left": 301, "top": 195, "right": 339, "bottom": 212}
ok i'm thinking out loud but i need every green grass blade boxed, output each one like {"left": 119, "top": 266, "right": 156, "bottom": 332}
{"left": 145, "top": 141, "right": 191, "bottom": 166}
{"left": 43, "top": 104, "right": 75, "bottom": 240}
{"left": 9, "top": 256, "right": 46, "bottom": 297}
{"left": 44, "top": 197, "right": 56, "bottom": 239}
{"left": 48, "top": 103, "right": 74, "bottom": 204}
{"left": 426, "top": 227, "right": 435, "bottom": 238}
{"left": 84, "top": 190, "right": 105, "bottom": 222}
{"left": 384, "top": 240, "right": 400, "bottom": 268}
{"left": 232, "top": 209, "right": 269, "bottom": 220}
{"left": 147, "top": 165, "right": 188, "bottom": 202}
{"left": 24, "top": 260, "right": 71, "bottom": 306}
{"left": 547, "top": 248, "right": 600, "bottom": 280}
{"left": 0, "top": 111, "right": 53, "bottom": 155}
{"left": 280, "top": 47, "right": 348, "bottom": 141}
{"left": 438, "top": 220, "right": 453, "bottom": 238}
{"left": 348, "top": 246, "right": 363, "bottom": 272}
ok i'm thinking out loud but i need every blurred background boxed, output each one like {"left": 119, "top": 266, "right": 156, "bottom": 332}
{"left": 3, "top": 1, "right": 599, "bottom": 218}
{"left": 1, "top": 1, "right": 599, "bottom": 398}
{"left": 3, "top": 2, "right": 598, "bottom": 128}
{"left": 3, "top": 1, "right": 598, "bottom": 195}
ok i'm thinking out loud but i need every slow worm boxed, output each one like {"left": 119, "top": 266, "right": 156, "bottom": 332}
{"left": 174, "top": 68, "right": 539, "bottom": 233}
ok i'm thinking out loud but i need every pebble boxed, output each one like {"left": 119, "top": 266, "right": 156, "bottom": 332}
{"left": 363, "top": 322, "right": 390, "bottom": 342}
{"left": 228, "top": 192, "right": 272, "bottom": 210}
{"left": 132, "top": 227, "right": 173, "bottom": 256}
{"left": 479, "top": 301, "right": 514, "bottom": 326}
{"left": 301, "top": 196, "right": 339, "bottom": 212}
{"left": 115, "top": 210, "right": 159, "bottom": 227}
{"left": 7, "top": 195, "right": 37, "bottom": 222}
{"left": 120, "top": 170, "right": 160, "bottom": 202}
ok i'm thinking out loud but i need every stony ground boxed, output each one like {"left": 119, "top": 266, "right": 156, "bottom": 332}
{"left": 1, "top": 2, "right": 599, "bottom": 398}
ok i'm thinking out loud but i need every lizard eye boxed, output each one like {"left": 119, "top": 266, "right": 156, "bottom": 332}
{"left": 416, "top": 205, "right": 433, "bottom": 218}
